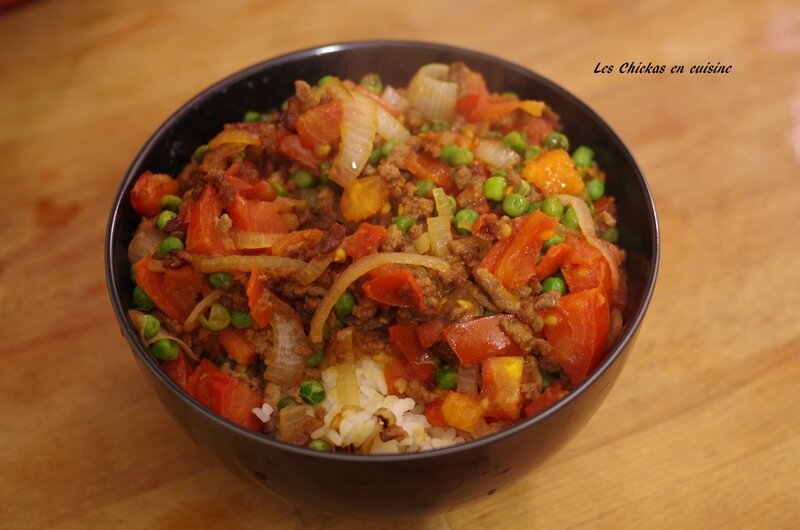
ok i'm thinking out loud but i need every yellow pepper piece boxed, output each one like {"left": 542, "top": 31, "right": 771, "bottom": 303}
{"left": 521, "top": 148, "right": 585, "bottom": 196}
{"left": 340, "top": 175, "right": 388, "bottom": 222}
{"left": 441, "top": 392, "right": 484, "bottom": 433}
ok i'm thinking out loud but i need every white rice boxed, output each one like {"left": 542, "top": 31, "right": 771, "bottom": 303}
{"left": 310, "top": 355, "right": 465, "bottom": 454}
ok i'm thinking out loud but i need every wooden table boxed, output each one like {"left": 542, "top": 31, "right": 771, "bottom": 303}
{"left": 2, "top": 0, "right": 798, "bottom": 528}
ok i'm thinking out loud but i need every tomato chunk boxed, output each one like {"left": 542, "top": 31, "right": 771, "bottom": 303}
{"left": 130, "top": 171, "right": 179, "bottom": 217}
{"left": 388, "top": 323, "right": 435, "bottom": 383}
{"left": 160, "top": 351, "right": 193, "bottom": 391}
{"left": 185, "top": 184, "right": 228, "bottom": 255}
{"left": 401, "top": 150, "right": 454, "bottom": 191}
{"left": 187, "top": 359, "right": 262, "bottom": 431}
{"left": 424, "top": 400, "right": 448, "bottom": 427}
{"left": 278, "top": 133, "right": 321, "bottom": 169}
{"left": 132, "top": 257, "right": 180, "bottom": 320}
{"left": 340, "top": 175, "right": 388, "bottom": 222}
{"left": 296, "top": 100, "right": 342, "bottom": 158}
{"left": 227, "top": 195, "right": 289, "bottom": 234}
{"left": 161, "top": 266, "right": 211, "bottom": 321}
{"left": 442, "top": 316, "right": 523, "bottom": 365}
{"left": 543, "top": 288, "right": 610, "bottom": 385}
{"left": 218, "top": 328, "right": 256, "bottom": 365}
{"left": 362, "top": 267, "right": 424, "bottom": 310}
{"left": 343, "top": 223, "right": 386, "bottom": 260}
{"left": 416, "top": 320, "right": 444, "bottom": 349}
{"left": 246, "top": 271, "right": 274, "bottom": 329}
{"left": 523, "top": 383, "right": 567, "bottom": 418}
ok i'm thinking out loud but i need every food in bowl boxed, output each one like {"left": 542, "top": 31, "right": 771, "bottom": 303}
{"left": 126, "top": 62, "right": 627, "bottom": 454}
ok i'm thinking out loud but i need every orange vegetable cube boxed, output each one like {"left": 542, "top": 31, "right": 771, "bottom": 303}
{"left": 441, "top": 392, "right": 484, "bottom": 433}
{"left": 521, "top": 148, "right": 585, "bottom": 196}
{"left": 340, "top": 175, "right": 388, "bottom": 221}
{"left": 481, "top": 356, "right": 524, "bottom": 421}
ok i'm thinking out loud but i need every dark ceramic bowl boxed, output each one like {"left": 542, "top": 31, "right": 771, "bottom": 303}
{"left": 106, "top": 41, "right": 658, "bottom": 517}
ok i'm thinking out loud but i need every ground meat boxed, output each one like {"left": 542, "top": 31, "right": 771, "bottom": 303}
{"left": 516, "top": 299, "right": 544, "bottom": 332}
{"left": 380, "top": 424, "right": 408, "bottom": 443}
{"left": 596, "top": 210, "right": 616, "bottom": 232}
{"left": 161, "top": 249, "right": 192, "bottom": 269}
{"left": 311, "top": 222, "right": 345, "bottom": 254}
{"left": 397, "top": 194, "right": 434, "bottom": 218}
{"left": 403, "top": 379, "right": 442, "bottom": 405}
{"left": 380, "top": 224, "right": 404, "bottom": 252}
{"left": 453, "top": 165, "right": 473, "bottom": 190}
{"left": 534, "top": 290, "right": 561, "bottom": 310}
{"left": 500, "top": 318, "right": 551, "bottom": 355}
{"left": 379, "top": 162, "right": 407, "bottom": 202}
{"left": 448, "top": 237, "right": 482, "bottom": 269}
{"left": 474, "top": 268, "right": 521, "bottom": 313}
{"left": 404, "top": 107, "right": 425, "bottom": 131}
{"left": 456, "top": 178, "right": 490, "bottom": 213}
{"left": 351, "top": 297, "right": 378, "bottom": 325}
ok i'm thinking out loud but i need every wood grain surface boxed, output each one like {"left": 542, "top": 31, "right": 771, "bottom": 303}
{"left": 1, "top": 0, "right": 798, "bottom": 528}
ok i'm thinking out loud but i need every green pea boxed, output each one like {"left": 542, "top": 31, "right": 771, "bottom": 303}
{"left": 208, "top": 272, "right": 234, "bottom": 290}
{"left": 440, "top": 145, "right": 474, "bottom": 166}
{"left": 308, "top": 439, "right": 333, "bottom": 452}
{"left": 243, "top": 110, "right": 262, "bottom": 123}
{"left": 159, "top": 236, "right": 184, "bottom": 257}
{"left": 142, "top": 314, "right": 160, "bottom": 339}
{"left": 317, "top": 75, "right": 334, "bottom": 87}
{"left": 502, "top": 131, "right": 528, "bottom": 154}
{"left": 453, "top": 208, "right": 479, "bottom": 235}
{"left": 541, "top": 197, "right": 564, "bottom": 218}
{"left": 434, "top": 366, "right": 458, "bottom": 390}
{"left": 318, "top": 162, "right": 331, "bottom": 185}
{"left": 542, "top": 234, "right": 564, "bottom": 250}
{"left": 490, "top": 169, "right": 508, "bottom": 179}
{"left": 561, "top": 206, "right": 580, "bottom": 229}
{"left": 271, "top": 182, "right": 289, "bottom": 197}
{"left": 193, "top": 144, "right": 210, "bottom": 163}
{"left": 150, "top": 339, "right": 179, "bottom": 361}
{"left": 446, "top": 195, "right": 458, "bottom": 214}
{"left": 517, "top": 179, "right": 531, "bottom": 197}
{"left": 369, "top": 147, "right": 383, "bottom": 166}
{"left": 483, "top": 176, "right": 506, "bottom": 202}
{"left": 156, "top": 210, "right": 178, "bottom": 231}
{"left": 528, "top": 201, "right": 542, "bottom": 213}
{"left": 432, "top": 121, "right": 450, "bottom": 132}
{"left": 415, "top": 179, "right": 435, "bottom": 197}
{"left": 525, "top": 145, "right": 542, "bottom": 160}
{"left": 199, "top": 303, "right": 230, "bottom": 331}
{"left": 359, "top": 72, "right": 383, "bottom": 95}
{"left": 483, "top": 308, "right": 496, "bottom": 317}
{"left": 277, "top": 396, "right": 295, "bottom": 409}
{"left": 600, "top": 227, "right": 619, "bottom": 243}
{"left": 543, "top": 132, "right": 569, "bottom": 151}
{"left": 542, "top": 276, "right": 567, "bottom": 295}
{"left": 586, "top": 178, "right": 605, "bottom": 200}
{"left": 306, "top": 350, "right": 324, "bottom": 367}
{"left": 133, "top": 286, "right": 155, "bottom": 310}
{"left": 393, "top": 215, "right": 415, "bottom": 235}
{"left": 380, "top": 141, "right": 396, "bottom": 158}
{"left": 502, "top": 193, "right": 528, "bottom": 217}
{"left": 299, "top": 380, "right": 326, "bottom": 405}
{"left": 333, "top": 291, "right": 355, "bottom": 317}
{"left": 291, "top": 169, "right": 315, "bottom": 188}
{"left": 160, "top": 194, "right": 182, "bottom": 212}
{"left": 229, "top": 310, "right": 253, "bottom": 329}
{"left": 572, "top": 146, "right": 594, "bottom": 167}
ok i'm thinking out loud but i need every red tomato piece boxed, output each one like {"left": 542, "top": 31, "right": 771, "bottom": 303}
{"left": 442, "top": 316, "right": 523, "bottom": 365}
{"left": 278, "top": 133, "right": 321, "bottom": 169}
{"left": 343, "top": 223, "right": 386, "bottom": 260}
{"left": 401, "top": 150, "right": 454, "bottom": 191}
{"left": 535, "top": 242, "right": 570, "bottom": 280}
{"left": 132, "top": 257, "right": 181, "bottom": 320}
{"left": 218, "top": 328, "right": 257, "bottom": 365}
{"left": 424, "top": 400, "right": 449, "bottom": 427}
{"left": 187, "top": 360, "right": 262, "bottom": 431}
{"left": 388, "top": 323, "right": 435, "bottom": 384}
{"left": 296, "top": 100, "right": 342, "bottom": 157}
{"left": 185, "top": 185, "right": 228, "bottom": 255}
{"left": 160, "top": 351, "right": 193, "bottom": 391}
{"left": 362, "top": 267, "right": 424, "bottom": 310}
{"left": 543, "top": 288, "right": 610, "bottom": 386}
{"left": 130, "top": 171, "right": 179, "bottom": 217}
{"left": 227, "top": 195, "right": 289, "bottom": 234}
{"left": 246, "top": 270, "right": 274, "bottom": 329}
{"left": 416, "top": 320, "right": 444, "bottom": 349}
{"left": 383, "top": 356, "right": 411, "bottom": 396}
{"left": 186, "top": 359, "right": 218, "bottom": 406}
{"left": 455, "top": 69, "right": 490, "bottom": 122}
{"left": 225, "top": 175, "right": 276, "bottom": 202}
{"left": 491, "top": 211, "right": 558, "bottom": 290}
{"left": 523, "top": 383, "right": 567, "bottom": 418}
{"left": 560, "top": 235, "right": 613, "bottom": 301}
{"left": 161, "top": 265, "right": 211, "bottom": 322}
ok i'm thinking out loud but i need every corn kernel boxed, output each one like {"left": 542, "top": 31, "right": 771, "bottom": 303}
{"left": 499, "top": 224, "right": 513, "bottom": 239}
{"left": 334, "top": 248, "right": 347, "bottom": 262}
{"left": 381, "top": 202, "right": 392, "bottom": 215}
{"left": 456, "top": 299, "right": 476, "bottom": 312}
{"left": 544, "top": 314, "right": 560, "bottom": 326}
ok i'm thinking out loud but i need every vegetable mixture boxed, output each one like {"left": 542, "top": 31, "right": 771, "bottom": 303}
{"left": 127, "top": 63, "right": 627, "bottom": 453}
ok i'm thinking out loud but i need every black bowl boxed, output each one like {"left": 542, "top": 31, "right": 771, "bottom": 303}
{"left": 105, "top": 40, "right": 659, "bottom": 517}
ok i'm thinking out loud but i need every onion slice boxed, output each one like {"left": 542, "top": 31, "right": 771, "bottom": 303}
{"left": 555, "top": 194, "right": 620, "bottom": 290}
{"left": 308, "top": 252, "right": 450, "bottom": 344}
{"left": 295, "top": 253, "right": 333, "bottom": 285}
{"left": 432, "top": 187, "right": 453, "bottom": 219}
{"left": 352, "top": 91, "right": 410, "bottom": 143}
{"left": 381, "top": 85, "right": 409, "bottom": 113}
{"left": 330, "top": 98, "right": 377, "bottom": 188}
{"left": 406, "top": 63, "right": 458, "bottom": 122}
{"left": 413, "top": 232, "right": 431, "bottom": 254}
{"left": 183, "top": 289, "right": 225, "bottom": 332}
{"left": 231, "top": 231, "right": 283, "bottom": 250}
{"left": 194, "top": 255, "right": 306, "bottom": 274}
{"left": 128, "top": 221, "right": 162, "bottom": 263}
{"left": 474, "top": 139, "right": 520, "bottom": 169}
{"left": 426, "top": 216, "right": 453, "bottom": 258}
{"left": 457, "top": 364, "right": 479, "bottom": 394}
{"left": 335, "top": 328, "right": 360, "bottom": 407}
{"left": 279, "top": 404, "right": 310, "bottom": 440}
{"left": 265, "top": 308, "right": 312, "bottom": 386}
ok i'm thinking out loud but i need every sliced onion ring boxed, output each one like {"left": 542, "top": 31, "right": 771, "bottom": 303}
{"left": 406, "top": 63, "right": 458, "bottom": 122}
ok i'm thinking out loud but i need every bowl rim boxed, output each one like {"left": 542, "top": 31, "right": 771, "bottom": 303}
{"left": 105, "top": 39, "right": 660, "bottom": 463}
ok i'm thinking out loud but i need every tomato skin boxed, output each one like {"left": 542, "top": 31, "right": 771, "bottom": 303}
{"left": 523, "top": 383, "right": 567, "bottom": 418}
{"left": 543, "top": 287, "right": 610, "bottom": 385}
{"left": 343, "top": 223, "right": 386, "bottom": 260}
{"left": 278, "top": 133, "right": 321, "bottom": 169}
{"left": 218, "top": 328, "right": 256, "bottom": 365}
{"left": 160, "top": 351, "right": 192, "bottom": 391}
{"left": 296, "top": 100, "right": 342, "bottom": 157}
{"left": 535, "top": 242, "right": 570, "bottom": 280}
{"left": 224, "top": 175, "right": 276, "bottom": 201}
{"left": 227, "top": 195, "right": 289, "bottom": 234}
{"left": 185, "top": 185, "right": 228, "bottom": 255}
{"left": 455, "top": 69, "right": 490, "bottom": 122}
{"left": 416, "top": 320, "right": 444, "bottom": 349}
{"left": 383, "top": 356, "right": 411, "bottom": 396}
{"left": 442, "top": 316, "right": 523, "bottom": 365}
{"left": 388, "top": 323, "right": 436, "bottom": 384}
{"left": 401, "top": 150, "right": 454, "bottom": 191}
{"left": 246, "top": 271, "right": 274, "bottom": 329}
{"left": 424, "top": 400, "right": 448, "bottom": 427}
{"left": 130, "top": 171, "right": 179, "bottom": 217}
{"left": 187, "top": 359, "right": 261, "bottom": 431}
{"left": 132, "top": 257, "right": 180, "bottom": 320}
{"left": 362, "top": 267, "right": 424, "bottom": 310}
{"left": 161, "top": 266, "right": 211, "bottom": 321}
